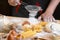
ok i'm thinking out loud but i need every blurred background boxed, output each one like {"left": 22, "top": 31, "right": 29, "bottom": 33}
{"left": 0, "top": 0, "right": 60, "bottom": 19}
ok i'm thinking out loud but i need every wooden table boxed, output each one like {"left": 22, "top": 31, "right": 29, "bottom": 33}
{"left": 0, "top": 16, "right": 59, "bottom": 40}
{"left": 7, "top": 16, "right": 60, "bottom": 24}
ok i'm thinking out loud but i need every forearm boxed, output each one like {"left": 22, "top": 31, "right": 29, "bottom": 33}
{"left": 45, "top": 0, "right": 60, "bottom": 15}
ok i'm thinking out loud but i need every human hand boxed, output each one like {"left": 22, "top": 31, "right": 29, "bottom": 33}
{"left": 38, "top": 13, "right": 56, "bottom": 22}
{"left": 8, "top": 0, "right": 21, "bottom": 6}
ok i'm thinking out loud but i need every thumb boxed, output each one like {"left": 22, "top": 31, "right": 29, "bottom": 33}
{"left": 38, "top": 16, "right": 42, "bottom": 21}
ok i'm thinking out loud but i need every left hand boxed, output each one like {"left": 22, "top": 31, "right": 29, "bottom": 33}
{"left": 38, "top": 13, "right": 56, "bottom": 22}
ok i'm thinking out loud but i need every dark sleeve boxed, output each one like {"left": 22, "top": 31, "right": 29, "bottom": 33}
{"left": 39, "top": 0, "right": 50, "bottom": 12}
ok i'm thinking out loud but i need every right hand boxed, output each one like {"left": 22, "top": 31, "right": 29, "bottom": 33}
{"left": 38, "top": 13, "right": 56, "bottom": 22}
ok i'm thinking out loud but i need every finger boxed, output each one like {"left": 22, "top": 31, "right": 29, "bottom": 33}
{"left": 48, "top": 17, "right": 53, "bottom": 22}
{"left": 52, "top": 18, "right": 56, "bottom": 22}
{"left": 47, "top": 17, "right": 50, "bottom": 22}
{"left": 47, "top": 16, "right": 54, "bottom": 22}
{"left": 44, "top": 18, "right": 52, "bottom": 22}
{"left": 38, "top": 16, "right": 41, "bottom": 21}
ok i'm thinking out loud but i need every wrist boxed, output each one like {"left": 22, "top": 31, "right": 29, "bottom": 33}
{"left": 44, "top": 11, "right": 53, "bottom": 15}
